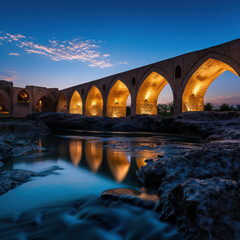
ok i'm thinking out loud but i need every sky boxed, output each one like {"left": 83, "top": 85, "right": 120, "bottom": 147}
{"left": 0, "top": 0, "right": 240, "bottom": 105}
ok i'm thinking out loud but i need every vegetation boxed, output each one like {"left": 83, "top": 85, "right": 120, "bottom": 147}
{"left": 204, "top": 102, "right": 240, "bottom": 112}
{"left": 204, "top": 103, "right": 214, "bottom": 111}
{"left": 126, "top": 106, "right": 131, "bottom": 116}
{"left": 157, "top": 102, "right": 173, "bottom": 116}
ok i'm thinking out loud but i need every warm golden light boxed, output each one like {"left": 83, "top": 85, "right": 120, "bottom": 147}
{"left": 107, "top": 80, "right": 130, "bottom": 118}
{"left": 107, "top": 149, "right": 130, "bottom": 183}
{"left": 135, "top": 152, "right": 151, "bottom": 169}
{"left": 69, "top": 90, "right": 83, "bottom": 114}
{"left": 182, "top": 58, "right": 239, "bottom": 112}
{"left": 85, "top": 86, "right": 103, "bottom": 116}
{"left": 85, "top": 140, "right": 102, "bottom": 172}
{"left": 57, "top": 93, "right": 68, "bottom": 112}
{"left": 17, "top": 90, "right": 29, "bottom": 103}
{"left": 69, "top": 140, "right": 82, "bottom": 166}
{"left": 136, "top": 72, "right": 168, "bottom": 115}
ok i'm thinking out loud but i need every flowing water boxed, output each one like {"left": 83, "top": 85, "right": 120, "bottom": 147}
{"left": 0, "top": 132, "right": 203, "bottom": 240}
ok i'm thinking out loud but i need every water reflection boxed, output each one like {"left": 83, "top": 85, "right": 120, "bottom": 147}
{"left": 69, "top": 140, "right": 82, "bottom": 166}
{"left": 135, "top": 152, "right": 149, "bottom": 169}
{"left": 107, "top": 149, "right": 130, "bottom": 183}
{"left": 2, "top": 133, "right": 201, "bottom": 187}
{"left": 85, "top": 140, "right": 102, "bottom": 172}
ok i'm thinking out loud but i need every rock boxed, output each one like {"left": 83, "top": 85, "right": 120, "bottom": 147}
{"left": 101, "top": 187, "right": 159, "bottom": 209}
{"left": 27, "top": 111, "right": 240, "bottom": 140}
{"left": 136, "top": 140, "right": 240, "bottom": 239}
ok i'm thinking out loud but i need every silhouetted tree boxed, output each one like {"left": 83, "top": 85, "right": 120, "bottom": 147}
{"left": 126, "top": 106, "right": 131, "bottom": 116}
{"left": 236, "top": 104, "right": 240, "bottom": 111}
{"left": 204, "top": 103, "right": 214, "bottom": 111}
{"left": 219, "top": 103, "right": 234, "bottom": 111}
{"left": 157, "top": 102, "right": 173, "bottom": 116}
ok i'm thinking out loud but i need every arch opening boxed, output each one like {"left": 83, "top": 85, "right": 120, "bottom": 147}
{"left": 85, "top": 86, "right": 103, "bottom": 117}
{"left": 69, "top": 90, "right": 82, "bottom": 114}
{"left": 17, "top": 90, "right": 29, "bottom": 103}
{"left": 0, "top": 93, "right": 9, "bottom": 114}
{"left": 182, "top": 58, "right": 239, "bottom": 112}
{"left": 136, "top": 71, "right": 169, "bottom": 115}
{"left": 57, "top": 93, "right": 68, "bottom": 112}
{"left": 36, "top": 96, "right": 54, "bottom": 112}
{"left": 107, "top": 80, "right": 130, "bottom": 118}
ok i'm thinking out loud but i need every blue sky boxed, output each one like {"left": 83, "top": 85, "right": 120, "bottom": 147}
{"left": 0, "top": 0, "right": 240, "bottom": 104}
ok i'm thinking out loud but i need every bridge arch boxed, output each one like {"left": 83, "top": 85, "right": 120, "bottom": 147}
{"left": 35, "top": 92, "right": 55, "bottom": 112}
{"left": 85, "top": 85, "right": 103, "bottom": 116}
{"left": 69, "top": 90, "right": 83, "bottom": 114}
{"left": 136, "top": 68, "right": 173, "bottom": 115}
{"left": 182, "top": 52, "right": 240, "bottom": 112}
{"left": 0, "top": 89, "right": 10, "bottom": 114}
{"left": 17, "top": 90, "right": 29, "bottom": 103}
{"left": 57, "top": 93, "right": 68, "bottom": 112}
{"left": 106, "top": 79, "right": 130, "bottom": 118}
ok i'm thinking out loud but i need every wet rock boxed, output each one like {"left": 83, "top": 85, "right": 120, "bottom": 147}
{"left": 0, "top": 169, "right": 36, "bottom": 196}
{"left": 0, "top": 136, "right": 41, "bottom": 161}
{"left": 101, "top": 188, "right": 159, "bottom": 209}
{"left": 137, "top": 141, "right": 240, "bottom": 240}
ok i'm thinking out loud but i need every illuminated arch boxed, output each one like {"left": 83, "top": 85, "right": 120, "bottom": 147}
{"left": 57, "top": 93, "right": 68, "bottom": 112}
{"left": 69, "top": 90, "right": 83, "bottom": 114}
{"left": 85, "top": 140, "right": 102, "bottom": 172}
{"left": 182, "top": 57, "right": 239, "bottom": 112}
{"left": 17, "top": 90, "right": 29, "bottom": 103}
{"left": 136, "top": 71, "right": 171, "bottom": 115}
{"left": 107, "top": 80, "right": 130, "bottom": 118}
{"left": 85, "top": 85, "right": 103, "bottom": 117}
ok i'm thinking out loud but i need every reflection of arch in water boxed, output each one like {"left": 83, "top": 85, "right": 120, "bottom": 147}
{"left": 85, "top": 140, "right": 102, "bottom": 172}
{"left": 69, "top": 140, "right": 82, "bottom": 166}
{"left": 57, "top": 93, "right": 68, "bottom": 112}
{"left": 107, "top": 149, "right": 130, "bottom": 183}
{"left": 135, "top": 152, "right": 151, "bottom": 169}
{"left": 136, "top": 70, "right": 172, "bottom": 115}
{"left": 107, "top": 80, "right": 130, "bottom": 118}
{"left": 69, "top": 90, "right": 83, "bottom": 114}
{"left": 182, "top": 56, "right": 240, "bottom": 112}
{"left": 85, "top": 86, "right": 103, "bottom": 116}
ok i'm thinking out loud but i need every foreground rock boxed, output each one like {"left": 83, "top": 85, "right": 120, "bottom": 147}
{"left": 101, "top": 188, "right": 159, "bottom": 209}
{"left": 0, "top": 136, "right": 41, "bottom": 161}
{"left": 0, "top": 166, "right": 64, "bottom": 197}
{"left": 28, "top": 111, "right": 240, "bottom": 140}
{"left": 0, "top": 119, "right": 50, "bottom": 137}
{"left": 137, "top": 141, "right": 240, "bottom": 240}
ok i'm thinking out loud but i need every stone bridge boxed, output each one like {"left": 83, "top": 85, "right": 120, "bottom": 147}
{"left": 1, "top": 39, "right": 240, "bottom": 117}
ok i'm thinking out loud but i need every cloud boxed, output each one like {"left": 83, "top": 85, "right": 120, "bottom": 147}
{"left": 0, "top": 70, "right": 18, "bottom": 81}
{"left": 205, "top": 94, "right": 240, "bottom": 105}
{"left": 9, "top": 52, "right": 20, "bottom": 56}
{"left": 119, "top": 61, "right": 128, "bottom": 65}
{"left": 0, "top": 31, "right": 113, "bottom": 68}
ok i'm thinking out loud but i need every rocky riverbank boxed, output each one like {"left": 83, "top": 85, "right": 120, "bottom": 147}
{"left": 28, "top": 111, "right": 240, "bottom": 140}
{"left": 136, "top": 140, "right": 240, "bottom": 240}
{"left": 0, "top": 112, "right": 240, "bottom": 239}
